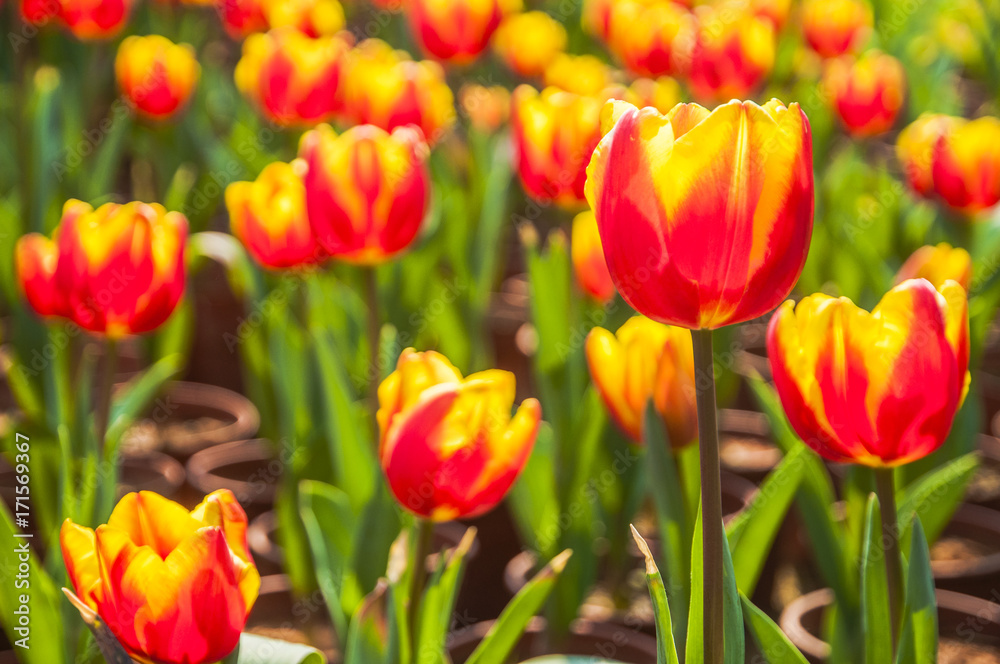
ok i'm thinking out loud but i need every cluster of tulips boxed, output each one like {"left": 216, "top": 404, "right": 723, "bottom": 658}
{"left": 3, "top": 0, "right": 1000, "bottom": 663}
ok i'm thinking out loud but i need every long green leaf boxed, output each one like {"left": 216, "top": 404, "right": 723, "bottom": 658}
{"left": 416, "top": 527, "right": 477, "bottom": 664}
{"left": 721, "top": 520, "right": 744, "bottom": 664}
{"left": 630, "top": 526, "right": 679, "bottom": 664}
{"left": 896, "top": 518, "right": 937, "bottom": 664}
{"left": 345, "top": 581, "right": 393, "bottom": 664}
{"left": 740, "top": 592, "right": 808, "bottom": 664}
{"left": 861, "top": 495, "right": 892, "bottom": 664}
{"left": 897, "top": 452, "right": 977, "bottom": 546}
{"left": 686, "top": 506, "right": 704, "bottom": 664}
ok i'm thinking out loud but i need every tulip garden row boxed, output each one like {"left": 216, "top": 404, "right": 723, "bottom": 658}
{"left": 2, "top": 0, "right": 1000, "bottom": 662}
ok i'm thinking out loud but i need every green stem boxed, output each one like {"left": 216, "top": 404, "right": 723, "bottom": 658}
{"left": 692, "top": 329, "right": 724, "bottom": 664}
{"left": 875, "top": 467, "right": 903, "bottom": 657}
{"left": 364, "top": 265, "right": 381, "bottom": 416}
{"left": 408, "top": 518, "right": 434, "bottom": 653}
{"left": 96, "top": 338, "right": 118, "bottom": 450}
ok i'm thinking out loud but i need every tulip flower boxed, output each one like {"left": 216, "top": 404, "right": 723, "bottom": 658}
{"left": 572, "top": 210, "right": 615, "bottom": 303}
{"left": 543, "top": 53, "right": 617, "bottom": 97}
{"left": 931, "top": 116, "right": 1000, "bottom": 214}
{"left": 21, "top": 0, "right": 60, "bottom": 24}
{"left": 685, "top": 2, "right": 776, "bottom": 102}
{"left": 607, "top": 0, "right": 692, "bottom": 77}
{"left": 623, "top": 76, "right": 682, "bottom": 114}
{"left": 262, "top": 0, "right": 345, "bottom": 37}
{"left": 341, "top": 39, "right": 456, "bottom": 145}
{"left": 581, "top": 0, "right": 614, "bottom": 40}
{"left": 585, "top": 98, "right": 814, "bottom": 330}
{"left": 235, "top": 28, "right": 350, "bottom": 126}
{"left": 406, "top": 0, "right": 514, "bottom": 64}
{"left": 299, "top": 123, "right": 430, "bottom": 264}
{"left": 896, "top": 113, "right": 959, "bottom": 198}
{"left": 227, "top": 160, "right": 321, "bottom": 269}
{"left": 802, "top": 0, "right": 872, "bottom": 58}
{"left": 767, "top": 279, "right": 969, "bottom": 466}
{"left": 61, "top": 490, "right": 260, "bottom": 664}
{"left": 115, "top": 35, "right": 200, "bottom": 121}
{"left": 586, "top": 317, "right": 697, "bottom": 446}
{"left": 492, "top": 11, "right": 567, "bottom": 78}
{"left": 377, "top": 349, "right": 541, "bottom": 520}
{"left": 58, "top": 0, "right": 134, "bottom": 39}
{"left": 511, "top": 85, "right": 604, "bottom": 207}
{"left": 459, "top": 84, "right": 511, "bottom": 133}
{"left": 895, "top": 243, "right": 972, "bottom": 292}
{"left": 822, "top": 50, "right": 906, "bottom": 137}
{"left": 752, "top": 0, "right": 791, "bottom": 29}
{"left": 16, "top": 199, "right": 187, "bottom": 337}
{"left": 217, "top": 0, "right": 268, "bottom": 39}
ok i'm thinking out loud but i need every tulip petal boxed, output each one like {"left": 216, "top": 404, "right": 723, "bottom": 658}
{"left": 60, "top": 520, "right": 103, "bottom": 609}
{"left": 108, "top": 491, "right": 200, "bottom": 559}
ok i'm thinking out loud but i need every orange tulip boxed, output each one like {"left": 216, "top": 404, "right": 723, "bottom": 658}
{"left": 896, "top": 113, "right": 960, "bottom": 198}
{"left": 607, "top": 0, "right": 692, "bottom": 77}
{"left": 931, "top": 116, "right": 1000, "bottom": 215}
{"left": 61, "top": 490, "right": 260, "bottom": 664}
{"left": 685, "top": 2, "right": 775, "bottom": 102}
{"left": 585, "top": 99, "right": 813, "bottom": 330}
{"left": 407, "top": 0, "right": 515, "bottom": 64}
{"left": 341, "top": 39, "right": 456, "bottom": 145}
{"left": 262, "top": 0, "right": 345, "bottom": 36}
{"left": 235, "top": 28, "right": 350, "bottom": 126}
{"left": 822, "top": 50, "right": 906, "bottom": 137}
{"left": 115, "top": 35, "right": 200, "bottom": 121}
{"left": 492, "top": 11, "right": 567, "bottom": 78}
{"left": 227, "top": 160, "right": 321, "bottom": 269}
{"left": 59, "top": 0, "right": 134, "bottom": 39}
{"left": 459, "top": 84, "right": 511, "bottom": 133}
{"left": 16, "top": 199, "right": 187, "bottom": 337}
{"left": 572, "top": 210, "right": 615, "bottom": 302}
{"left": 767, "top": 279, "right": 969, "bottom": 467}
{"left": 377, "top": 349, "right": 541, "bottom": 520}
{"left": 511, "top": 85, "right": 604, "bottom": 207}
{"left": 586, "top": 316, "right": 697, "bottom": 446}
{"left": 543, "top": 53, "right": 617, "bottom": 97}
{"left": 217, "top": 0, "right": 268, "bottom": 39}
{"left": 895, "top": 243, "right": 972, "bottom": 292}
{"left": 298, "top": 123, "right": 430, "bottom": 264}
{"left": 623, "top": 76, "right": 682, "bottom": 114}
{"left": 801, "top": 0, "right": 872, "bottom": 58}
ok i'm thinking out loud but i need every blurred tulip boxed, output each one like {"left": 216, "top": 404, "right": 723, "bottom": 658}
{"left": 235, "top": 28, "right": 350, "bottom": 126}
{"left": 623, "top": 76, "right": 682, "bottom": 114}
{"left": 16, "top": 199, "right": 187, "bottom": 337}
{"left": 572, "top": 210, "right": 615, "bottom": 302}
{"left": 377, "top": 348, "right": 541, "bottom": 520}
{"left": 896, "top": 113, "right": 959, "bottom": 198}
{"left": 607, "top": 0, "right": 692, "bottom": 77}
{"left": 685, "top": 2, "right": 775, "bottom": 102}
{"left": 581, "top": 0, "right": 614, "bottom": 40}
{"left": 459, "top": 84, "right": 510, "bottom": 133}
{"left": 21, "top": 0, "right": 60, "bottom": 24}
{"left": 227, "top": 160, "right": 321, "bottom": 269}
{"left": 299, "top": 123, "right": 430, "bottom": 264}
{"left": 341, "top": 39, "right": 456, "bottom": 144}
{"left": 751, "top": 0, "right": 791, "bottom": 28}
{"left": 262, "top": 0, "right": 345, "bottom": 36}
{"left": 115, "top": 35, "right": 200, "bottom": 121}
{"left": 931, "top": 116, "right": 1000, "bottom": 215}
{"left": 896, "top": 243, "right": 972, "bottom": 292}
{"left": 217, "top": 0, "right": 268, "bottom": 39}
{"left": 586, "top": 316, "right": 697, "bottom": 446}
{"left": 767, "top": 279, "right": 969, "bottom": 466}
{"left": 492, "top": 11, "right": 567, "bottom": 77}
{"left": 543, "top": 53, "right": 617, "bottom": 97}
{"left": 822, "top": 50, "right": 906, "bottom": 137}
{"left": 61, "top": 490, "right": 259, "bottom": 664}
{"left": 60, "top": 0, "right": 134, "bottom": 38}
{"left": 407, "top": 0, "right": 515, "bottom": 64}
{"left": 585, "top": 98, "right": 813, "bottom": 329}
{"left": 511, "top": 85, "right": 604, "bottom": 207}
{"left": 801, "top": 0, "right": 871, "bottom": 58}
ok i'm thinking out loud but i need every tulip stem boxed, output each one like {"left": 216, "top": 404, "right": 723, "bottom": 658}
{"left": 692, "top": 329, "right": 724, "bottom": 664}
{"left": 96, "top": 338, "right": 118, "bottom": 450}
{"left": 365, "top": 266, "right": 381, "bottom": 418}
{"left": 875, "top": 467, "right": 902, "bottom": 656}
{"left": 408, "top": 518, "right": 434, "bottom": 652}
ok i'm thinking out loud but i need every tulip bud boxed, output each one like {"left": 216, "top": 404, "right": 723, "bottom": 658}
{"left": 895, "top": 243, "right": 971, "bottom": 292}
{"left": 768, "top": 279, "right": 969, "bottom": 466}
{"left": 801, "top": 0, "right": 872, "bottom": 58}
{"left": 571, "top": 210, "right": 615, "bottom": 302}
{"left": 378, "top": 349, "right": 541, "bottom": 520}
{"left": 115, "top": 35, "right": 200, "bottom": 120}
{"left": 492, "top": 11, "right": 567, "bottom": 78}
{"left": 896, "top": 113, "right": 959, "bottom": 198}
{"left": 822, "top": 50, "right": 906, "bottom": 137}
{"left": 685, "top": 2, "right": 775, "bottom": 102}
{"left": 607, "top": 0, "right": 692, "bottom": 77}
{"left": 931, "top": 116, "right": 1000, "bottom": 215}
{"left": 61, "top": 490, "right": 260, "bottom": 664}
{"left": 586, "top": 99, "right": 814, "bottom": 330}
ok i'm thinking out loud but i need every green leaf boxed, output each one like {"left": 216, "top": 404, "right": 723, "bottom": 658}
{"left": 721, "top": 519, "right": 744, "bottom": 664}
{"left": 740, "top": 592, "right": 808, "bottom": 664}
{"left": 630, "top": 527, "right": 679, "bottom": 664}
{"left": 345, "top": 581, "right": 393, "bottom": 664}
{"left": 226, "top": 633, "right": 326, "bottom": 664}
{"left": 465, "top": 550, "right": 573, "bottom": 664}
{"left": 508, "top": 424, "right": 561, "bottom": 559}
{"left": 416, "top": 527, "right": 477, "bottom": 664}
{"left": 896, "top": 518, "right": 937, "bottom": 664}
{"left": 897, "top": 452, "right": 978, "bottom": 546}
{"left": 686, "top": 506, "right": 704, "bottom": 664}
{"left": 861, "top": 495, "right": 892, "bottom": 664}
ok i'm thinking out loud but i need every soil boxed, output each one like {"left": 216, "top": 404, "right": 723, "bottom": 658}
{"left": 121, "top": 416, "right": 232, "bottom": 455}
{"left": 720, "top": 433, "right": 782, "bottom": 469}
{"left": 939, "top": 639, "right": 1000, "bottom": 663}
{"left": 932, "top": 536, "right": 995, "bottom": 563}
{"left": 967, "top": 462, "right": 1000, "bottom": 504}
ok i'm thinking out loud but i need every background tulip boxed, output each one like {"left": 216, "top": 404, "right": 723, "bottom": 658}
{"left": 16, "top": 199, "right": 187, "bottom": 336}
{"left": 227, "top": 160, "right": 320, "bottom": 269}
{"left": 543, "top": 53, "right": 616, "bottom": 97}
{"left": 897, "top": 113, "right": 959, "bottom": 198}
{"left": 685, "top": 2, "right": 776, "bottom": 102}
{"left": 801, "top": 0, "right": 872, "bottom": 58}
{"left": 262, "top": 0, "right": 345, "bottom": 37}
{"left": 581, "top": 0, "right": 614, "bottom": 40}
{"left": 61, "top": 490, "right": 260, "bottom": 664}
{"left": 585, "top": 98, "right": 814, "bottom": 330}
{"left": 767, "top": 279, "right": 969, "bottom": 466}
{"left": 492, "top": 11, "right": 567, "bottom": 77}
{"left": 571, "top": 210, "right": 615, "bottom": 302}
{"left": 623, "top": 76, "right": 682, "bottom": 115}
{"left": 895, "top": 243, "right": 971, "bottom": 291}
{"left": 607, "top": 0, "right": 691, "bottom": 77}
{"left": 377, "top": 349, "right": 541, "bottom": 520}
{"left": 115, "top": 35, "right": 200, "bottom": 120}
{"left": 586, "top": 316, "right": 697, "bottom": 446}
{"left": 459, "top": 84, "right": 510, "bottom": 133}
{"left": 407, "top": 0, "right": 515, "bottom": 64}
{"left": 299, "top": 123, "right": 430, "bottom": 264}
{"left": 931, "top": 116, "right": 1000, "bottom": 214}
{"left": 822, "top": 50, "right": 906, "bottom": 137}
{"left": 60, "top": 0, "right": 134, "bottom": 39}
{"left": 217, "top": 0, "right": 268, "bottom": 39}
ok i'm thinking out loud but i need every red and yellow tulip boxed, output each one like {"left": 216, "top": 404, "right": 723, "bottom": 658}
{"left": 60, "top": 0, "right": 134, "bottom": 39}
{"left": 585, "top": 99, "right": 814, "bottom": 330}
{"left": 115, "top": 35, "right": 200, "bottom": 121}
{"left": 227, "top": 160, "right": 321, "bottom": 270}
{"left": 16, "top": 199, "right": 187, "bottom": 337}
{"left": 217, "top": 0, "right": 268, "bottom": 39}
{"left": 61, "top": 490, "right": 260, "bottom": 664}
{"left": 801, "top": 0, "right": 872, "bottom": 58}
{"left": 20, "top": 0, "right": 60, "bottom": 24}
{"left": 511, "top": 85, "right": 604, "bottom": 207}
{"left": 235, "top": 28, "right": 350, "bottom": 126}
{"left": 767, "top": 279, "right": 969, "bottom": 467}
{"left": 822, "top": 50, "right": 906, "bottom": 137}
{"left": 586, "top": 316, "right": 697, "bottom": 446}
{"left": 262, "top": 0, "right": 345, "bottom": 37}
{"left": 685, "top": 2, "right": 775, "bottom": 102}
{"left": 895, "top": 243, "right": 972, "bottom": 292}
{"left": 492, "top": 11, "right": 567, "bottom": 78}
{"left": 459, "top": 84, "right": 511, "bottom": 133}
{"left": 897, "top": 114, "right": 956, "bottom": 198}
{"left": 377, "top": 349, "right": 541, "bottom": 520}
{"left": 607, "top": 0, "right": 691, "bottom": 77}
{"left": 581, "top": 0, "right": 614, "bottom": 40}
{"left": 543, "top": 54, "right": 617, "bottom": 98}
{"left": 298, "top": 123, "right": 430, "bottom": 264}
{"left": 407, "top": 0, "right": 515, "bottom": 64}
{"left": 571, "top": 210, "right": 615, "bottom": 302}
{"left": 341, "top": 39, "right": 456, "bottom": 145}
